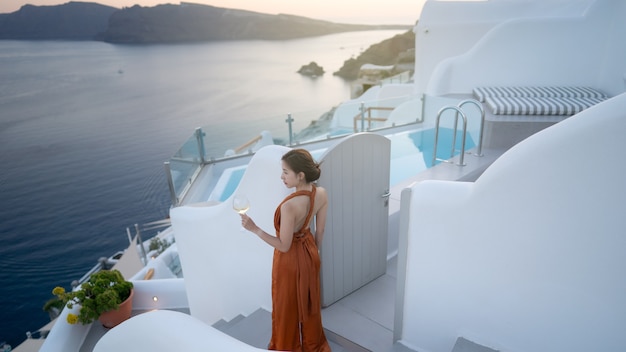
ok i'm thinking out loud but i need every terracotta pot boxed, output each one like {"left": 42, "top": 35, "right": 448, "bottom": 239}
{"left": 98, "top": 289, "right": 134, "bottom": 328}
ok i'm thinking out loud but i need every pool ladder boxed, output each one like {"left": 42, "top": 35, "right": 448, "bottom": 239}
{"left": 432, "top": 99, "right": 485, "bottom": 166}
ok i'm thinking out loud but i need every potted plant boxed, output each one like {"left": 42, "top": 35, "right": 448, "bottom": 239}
{"left": 52, "top": 269, "right": 134, "bottom": 328}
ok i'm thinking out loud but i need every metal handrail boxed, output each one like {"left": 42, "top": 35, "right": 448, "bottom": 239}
{"left": 458, "top": 99, "right": 485, "bottom": 157}
{"left": 432, "top": 106, "right": 467, "bottom": 166}
{"left": 164, "top": 161, "right": 178, "bottom": 206}
{"left": 353, "top": 105, "right": 395, "bottom": 132}
{"left": 233, "top": 135, "right": 263, "bottom": 154}
{"left": 195, "top": 127, "right": 206, "bottom": 164}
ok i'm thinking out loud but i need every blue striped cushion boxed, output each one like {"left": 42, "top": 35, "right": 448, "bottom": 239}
{"left": 485, "top": 96, "right": 606, "bottom": 115}
{"left": 473, "top": 86, "right": 607, "bottom": 103}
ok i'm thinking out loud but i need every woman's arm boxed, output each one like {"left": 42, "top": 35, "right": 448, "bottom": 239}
{"left": 240, "top": 202, "right": 295, "bottom": 253}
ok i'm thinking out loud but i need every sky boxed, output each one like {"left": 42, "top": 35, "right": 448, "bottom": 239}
{"left": 0, "top": 0, "right": 426, "bottom": 24}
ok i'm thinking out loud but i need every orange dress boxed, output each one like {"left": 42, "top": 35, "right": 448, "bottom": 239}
{"left": 269, "top": 185, "right": 330, "bottom": 352}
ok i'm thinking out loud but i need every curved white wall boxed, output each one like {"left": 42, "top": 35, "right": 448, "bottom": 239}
{"left": 170, "top": 145, "right": 292, "bottom": 325}
{"left": 94, "top": 310, "right": 267, "bottom": 351}
{"left": 426, "top": 0, "right": 626, "bottom": 96}
{"left": 398, "top": 94, "right": 626, "bottom": 352}
{"left": 39, "top": 304, "right": 90, "bottom": 352}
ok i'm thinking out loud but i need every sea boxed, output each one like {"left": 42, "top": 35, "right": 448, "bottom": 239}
{"left": 0, "top": 29, "right": 405, "bottom": 348}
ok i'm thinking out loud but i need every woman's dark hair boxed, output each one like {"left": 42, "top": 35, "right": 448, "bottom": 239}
{"left": 282, "top": 149, "right": 321, "bottom": 183}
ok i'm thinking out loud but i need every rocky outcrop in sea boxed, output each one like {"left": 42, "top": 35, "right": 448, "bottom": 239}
{"left": 297, "top": 62, "right": 325, "bottom": 77}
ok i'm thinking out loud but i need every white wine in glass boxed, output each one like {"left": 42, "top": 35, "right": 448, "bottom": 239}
{"left": 233, "top": 194, "right": 250, "bottom": 231}
{"left": 233, "top": 194, "right": 250, "bottom": 214}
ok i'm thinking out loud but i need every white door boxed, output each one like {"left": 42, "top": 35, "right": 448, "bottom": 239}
{"left": 317, "top": 133, "right": 391, "bottom": 307}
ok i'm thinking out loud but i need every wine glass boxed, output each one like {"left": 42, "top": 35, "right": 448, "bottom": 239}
{"left": 232, "top": 194, "right": 250, "bottom": 231}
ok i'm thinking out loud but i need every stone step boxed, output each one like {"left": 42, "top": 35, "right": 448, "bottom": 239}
{"left": 451, "top": 337, "right": 499, "bottom": 352}
{"left": 212, "top": 308, "right": 361, "bottom": 351}
{"left": 212, "top": 309, "right": 271, "bottom": 349}
{"left": 212, "top": 314, "right": 244, "bottom": 331}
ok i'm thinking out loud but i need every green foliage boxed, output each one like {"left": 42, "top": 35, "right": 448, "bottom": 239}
{"left": 43, "top": 296, "right": 65, "bottom": 313}
{"left": 52, "top": 269, "right": 133, "bottom": 325}
{"left": 149, "top": 237, "right": 171, "bottom": 254}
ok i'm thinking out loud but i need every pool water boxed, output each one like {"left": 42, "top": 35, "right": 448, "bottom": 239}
{"left": 215, "top": 127, "right": 474, "bottom": 201}
{"left": 389, "top": 127, "right": 476, "bottom": 185}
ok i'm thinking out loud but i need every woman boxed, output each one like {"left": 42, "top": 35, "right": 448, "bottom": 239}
{"left": 241, "top": 148, "right": 331, "bottom": 352}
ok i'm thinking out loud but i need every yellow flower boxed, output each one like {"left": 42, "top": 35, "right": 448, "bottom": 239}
{"left": 52, "top": 287, "right": 65, "bottom": 296}
{"left": 66, "top": 313, "right": 78, "bottom": 325}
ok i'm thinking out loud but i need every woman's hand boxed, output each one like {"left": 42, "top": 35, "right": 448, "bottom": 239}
{"left": 240, "top": 213, "right": 258, "bottom": 233}
{"left": 242, "top": 212, "right": 291, "bottom": 252}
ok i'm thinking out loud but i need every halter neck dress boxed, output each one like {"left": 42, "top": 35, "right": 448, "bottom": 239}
{"left": 268, "top": 185, "right": 330, "bottom": 352}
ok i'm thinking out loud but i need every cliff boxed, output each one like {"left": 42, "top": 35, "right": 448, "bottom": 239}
{"left": 334, "top": 29, "right": 415, "bottom": 80}
{"left": 0, "top": 2, "right": 411, "bottom": 43}
{"left": 98, "top": 3, "right": 408, "bottom": 43}
{"left": 0, "top": 1, "right": 116, "bottom": 40}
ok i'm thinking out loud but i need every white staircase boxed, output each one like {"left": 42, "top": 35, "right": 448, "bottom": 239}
{"left": 211, "top": 308, "right": 364, "bottom": 351}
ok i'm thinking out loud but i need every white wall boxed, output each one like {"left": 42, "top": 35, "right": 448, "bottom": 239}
{"left": 170, "top": 145, "right": 292, "bottom": 325}
{"left": 424, "top": 0, "right": 626, "bottom": 96}
{"left": 398, "top": 93, "right": 626, "bottom": 352}
{"left": 130, "top": 278, "right": 189, "bottom": 311}
{"left": 596, "top": 1, "right": 626, "bottom": 95}
{"left": 93, "top": 310, "right": 267, "bottom": 352}
{"left": 39, "top": 304, "right": 91, "bottom": 352}
{"left": 413, "top": 0, "right": 626, "bottom": 98}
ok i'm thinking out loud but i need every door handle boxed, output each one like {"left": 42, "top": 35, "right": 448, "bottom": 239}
{"left": 381, "top": 189, "right": 390, "bottom": 207}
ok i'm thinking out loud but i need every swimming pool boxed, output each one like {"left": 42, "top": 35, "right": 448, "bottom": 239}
{"left": 211, "top": 127, "right": 475, "bottom": 202}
